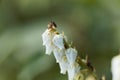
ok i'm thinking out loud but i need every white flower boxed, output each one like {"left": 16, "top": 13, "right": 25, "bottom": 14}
{"left": 111, "top": 54, "right": 120, "bottom": 80}
{"left": 59, "top": 56, "right": 69, "bottom": 74}
{"left": 45, "top": 43, "right": 54, "bottom": 55}
{"left": 53, "top": 34, "right": 65, "bottom": 50}
{"left": 42, "top": 29, "right": 55, "bottom": 55}
{"left": 68, "top": 63, "right": 80, "bottom": 80}
{"left": 42, "top": 29, "right": 53, "bottom": 45}
{"left": 53, "top": 48, "right": 65, "bottom": 63}
{"left": 66, "top": 48, "right": 77, "bottom": 66}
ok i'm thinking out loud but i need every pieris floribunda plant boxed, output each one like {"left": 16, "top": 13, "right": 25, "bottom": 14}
{"left": 111, "top": 54, "right": 120, "bottom": 80}
{"left": 42, "top": 21, "right": 99, "bottom": 80}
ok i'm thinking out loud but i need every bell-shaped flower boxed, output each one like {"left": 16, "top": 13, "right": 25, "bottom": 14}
{"left": 67, "top": 63, "right": 80, "bottom": 80}
{"left": 53, "top": 48, "right": 65, "bottom": 63}
{"left": 66, "top": 48, "right": 77, "bottom": 66}
{"left": 42, "top": 29, "right": 55, "bottom": 55}
{"left": 59, "top": 56, "right": 69, "bottom": 74}
{"left": 53, "top": 34, "right": 65, "bottom": 50}
{"left": 42, "top": 29, "right": 54, "bottom": 45}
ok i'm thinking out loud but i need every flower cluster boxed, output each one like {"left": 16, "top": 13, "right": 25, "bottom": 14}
{"left": 42, "top": 22, "right": 97, "bottom": 80}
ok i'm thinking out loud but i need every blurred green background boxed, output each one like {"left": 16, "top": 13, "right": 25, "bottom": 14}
{"left": 0, "top": 0, "right": 120, "bottom": 80}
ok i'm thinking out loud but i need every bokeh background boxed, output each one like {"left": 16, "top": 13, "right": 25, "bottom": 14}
{"left": 0, "top": 0, "right": 120, "bottom": 80}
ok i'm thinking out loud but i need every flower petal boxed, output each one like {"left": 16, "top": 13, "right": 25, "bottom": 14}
{"left": 68, "top": 63, "right": 80, "bottom": 80}
{"left": 59, "top": 56, "right": 68, "bottom": 74}
{"left": 53, "top": 48, "right": 65, "bottom": 63}
{"left": 66, "top": 48, "right": 77, "bottom": 66}
{"left": 53, "top": 34, "right": 65, "bottom": 50}
{"left": 42, "top": 29, "right": 55, "bottom": 55}
{"left": 45, "top": 43, "right": 54, "bottom": 55}
{"left": 42, "top": 29, "right": 54, "bottom": 45}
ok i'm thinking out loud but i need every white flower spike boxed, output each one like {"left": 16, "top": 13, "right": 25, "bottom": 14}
{"left": 42, "top": 21, "right": 98, "bottom": 80}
